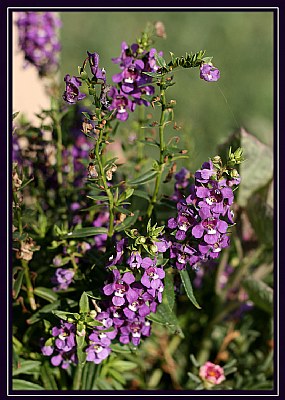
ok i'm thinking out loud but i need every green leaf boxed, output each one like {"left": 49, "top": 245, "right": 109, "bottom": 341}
{"left": 27, "top": 301, "right": 61, "bottom": 325}
{"left": 108, "top": 368, "right": 126, "bottom": 385}
{"left": 87, "top": 195, "right": 109, "bottom": 202}
{"left": 114, "top": 210, "right": 139, "bottom": 232}
{"left": 34, "top": 287, "right": 59, "bottom": 303}
{"left": 142, "top": 71, "right": 162, "bottom": 78}
{"left": 12, "top": 379, "right": 44, "bottom": 390}
{"left": 13, "top": 360, "right": 42, "bottom": 376}
{"left": 179, "top": 269, "right": 201, "bottom": 309}
{"left": 76, "top": 334, "right": 87, "bottom": 365}
{"left": 114, "top": 206, "right": 133, "bottom": 215}
{"left": 241, "top": 277, "right": 273, "bottom": 314}
{"left": 133, "top": 190, "right": 150, "bottom": 201}
{"left": 154, "top": 53, "right": 167, "bottom": 68}
{"left": 40, "top": 362, "right": 58, "bottom": 390}
{"left": 238, "top": 128, "right": 273, "bottom": 207}
{"left": 161, "top": 108, "right": 174, "bottom": 125}
{"left": 187, "top": 371, "right": 201, "bottom": 384}
{"left": 96, "top": 378, "right": 114, "bottom": 390}
{"left": 79, "top": 292, "right": 90, "bottom": 314}
{"left": 62, "top": 227, "right": 108, "bottom": 239}
{"left": 110, "top": 360, "right": 138, "bottom": 371}
{"left": 52, "top": 310, "right": 80, "bottom": 321}
{"left": 110, "top": 343, "right": 137, "bottom": 353}
{"left": 118, "top": 188, "right": 134, "bottom": 203}
{"left": 128, "top": 170, "right": 158, "bottom": 185}
{"left": 190, "top": 354, "right": 200, "bottom": 368}
{"left": 247, "top": 184, "right": 273, "bottom": 246}
{"left": 13, "top": 269, "right": 24, "bottom": 299}
{"left": 147, "top": 303, "right": 184, "bottom": 338}
{"left": 162, "top": 273, "right": 175, "bottom": 311}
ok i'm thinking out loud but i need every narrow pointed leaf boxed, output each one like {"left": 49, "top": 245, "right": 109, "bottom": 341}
{"left": 62, "top": 227, "right": 108, "bottom": 239}
{"left": 179, "top": 269, "right": 201, "bottom": 309}
{"left": 128, "top": 170, "right": 158, "bottom": 185}
{"left": 79, "top": 292, "right": 90, "bottom": 314}
{"left": 34, "top": 287, "right": 59, "bottom": 303}
{"left": 12, "top": 379, "right": 44, "bottom": 390}
{"left": 241, "top": 277, "right": 273, "bottom": 314}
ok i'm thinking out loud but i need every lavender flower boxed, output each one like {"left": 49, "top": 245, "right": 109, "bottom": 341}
{"left": 63, "top": 74, "right": 86, "bottom": 104}
{"left": 108, "top": 86, "right": 134, "bottom": 121}
{"left": 103, "top": 269, "right": 138, "bottom": 306}
{"left": 85, "top": 331, "right": 111, "bottom": 364}
{"left": 41, "top": 321, "right": 77, "bottom": 369}
{"left": 118, "top": 316, "right": 151, "bottom": 346}
{"left": 16, "top": 12, "right": 61, "bottom": 76}
{"left": 200, "top": 63, "right": 220, "bottom": 82}
{"left": 52, "top": 268, "right": 75, "bottom": 291}
{"left": 87, "top": 51, "right": 106, "bottom": 82}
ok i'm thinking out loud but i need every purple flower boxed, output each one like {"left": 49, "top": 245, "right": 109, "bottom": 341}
{"left": 63, "top": 74, "right": 86, "bottom": 104}
{"left": 42, "top": 321, "right": 77, "bottom": 369}
{"left": 192, "top": 214, "right": 228, "bottom": 245}
{"left": 86, "top": 331, "right": 111, "bottom": 364}
{"left": 87, "top": 51, "right": 106, "bottom": 82}
{"left": 155, "top": 237, "right": 171, "bottom": 253}
{"left": 122, "top": 283, "right": 156, "bottom": 319}
{"left": 127, "top": 251, "right": 143, "bottom": 269}
{"left": 118, "top": 317, "right": 151, "bottom": 346}
{"left": 51, "top": 268, "right": 75, "bottom": 291}
{"left": 141, "top": 258, "right": 165, "bottom": 290}
{"left": 107, "top": 238, "right": 126, "bottom": 266}
{"left": 194, "top": 160, "right": 215, "bottom": 183}
{"left": 103, "top": 269, "right": 138, "bottom": 306}
{"left": 41, "top": 345, "right": 53, "bottom": 356}
{"left": 200, "top": 63, "right": 220, "bottom": 82}
{"left": 16, "top": 12, "right": 61, "bottom": 76}
{"left": 108, "top": 86, "right": 134, "bottom": 121}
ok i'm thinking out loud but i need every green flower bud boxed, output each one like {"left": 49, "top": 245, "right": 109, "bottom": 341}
{"left": 212, "top": 155, "right": 222, "bottom": 164}
{"left": 150, "top": 244, "right": 158, "bottom": 253}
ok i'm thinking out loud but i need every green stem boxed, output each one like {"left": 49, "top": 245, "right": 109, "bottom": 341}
{"left": 137, "top": 105, "right": 146, "bottom": 163}
{"left": 70, "top": 254, "right": 79, "bottom": 270}
{"left": 13, "top": 191, "right": 22, "bottom": 234}
{"left": 73, "top": 363, "right": 84, "bottom": 390}
{"left": 13, "top": 189, "right": 37, "bottom": 310}
{"left": 22, "top": 259, "right": 37, "bottom": 310}
{"left": 95, "top": 130, "right": 115, "bottom": 237}
{"left": 146, "top": 79, "right": 167, "bottom": 218}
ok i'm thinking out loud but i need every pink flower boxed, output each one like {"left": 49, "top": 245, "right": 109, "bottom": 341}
{"left": 199, "top": 361, "right": 225, "bottom": 385}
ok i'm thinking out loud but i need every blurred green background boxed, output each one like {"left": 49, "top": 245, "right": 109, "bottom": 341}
{"left": 59, "top": 11, "right": 273, "bottom": 169}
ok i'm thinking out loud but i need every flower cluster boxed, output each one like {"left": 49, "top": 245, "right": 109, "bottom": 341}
{"left": 16, "top": 12, "right": 61, "bottom": 77}
{"left": 109, "top": 42, "right": 162, "bottom": 121}
{"left": 99, "top": 235, "right": 168, "bottom": 348}
{"left": 85, "top": 312, "right": 117, "bottom": 364}
{"left": 41, "top": 321, "right": 77, "bottom": 369}
{"left": 167, "top": 159, "right": 240, "bottom": 270}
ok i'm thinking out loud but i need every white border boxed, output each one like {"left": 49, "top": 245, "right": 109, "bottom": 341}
{"left": 7, "top": 6, "right": 279, "bottom": 397}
